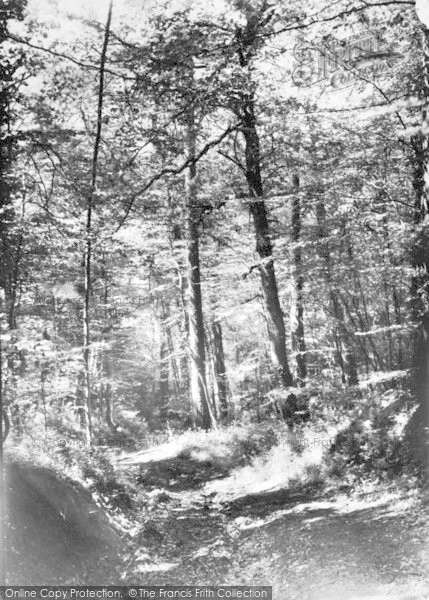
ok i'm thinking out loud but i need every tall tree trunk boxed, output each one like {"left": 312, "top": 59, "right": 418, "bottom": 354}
{"left": 211, "top": 320, "right": 229, "bottom": 421}
{"left": 184, "top": 103, "right": 211, "bottom": 430}
{"left": 392, "top": 286, "right": 404, "bottom": 367}
{"left": 235, "top": 14, "right": 293, "bottom": 388}
{"left": 0, "top": 10, "right": 18, "bottom": 331}
{"left": 407, "top": 24, "right": 429, "bottom": 461}
{"left": 166, "top": 324, "right": 181, "bottom": 402}
{"left": 4, "top": 194, "right": 26, "bottom": 331}
{"left": 0, "top": 18, "right": 17, "bottom": 574}
{"left": 241, "top": 99, "right": 293, "bottom": 387}
{"left": 100, "top": 265, "right": 117, "bottom": 433}
{"left": 7, "top": 234, "right": 21, "bottom": 330}
{"left": 290, "top": 174, "right": 307, "bottom": 385}
{"left": 81, "top": 0, "right": 113, "bottom": 445}
{"left": 316, "top": 200, "right": 358, "bottom": 386}
{"left": 102, "top": 355, "right": 117, "bottom": 433}
{"left": 169, "top": 218, "right": 189, "bottom": 397}
{"left": 380, "top": 211, "right": 396, "bottom": 368}
{"left": 380, "top": 193, "right": 404, "bottom": 367}
{"left": 332, "top": 295, "right": 359, "bottom": 386}
{"left": 159, "top": 303, "right": 170, "bottom": 423}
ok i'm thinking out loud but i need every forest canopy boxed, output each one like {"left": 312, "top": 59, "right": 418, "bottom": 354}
{"left": 0, "top": 0, "right": 427, "bottom": 460}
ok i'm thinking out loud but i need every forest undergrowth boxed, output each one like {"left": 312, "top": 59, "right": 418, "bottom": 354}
{"left": 4, "top": 381, "right": 428, "bottom": 594}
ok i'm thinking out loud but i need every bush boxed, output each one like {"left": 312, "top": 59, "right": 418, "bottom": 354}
{"left": 328, "top": 387, "right": 417, "bottom": 479}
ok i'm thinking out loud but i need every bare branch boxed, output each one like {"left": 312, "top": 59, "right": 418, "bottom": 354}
{"left": 113, "top": 123, "right": 240, "bottom": 233}
{"left": 265, "top": 1, "right": 414, "bottom": 38}
{"left": 217, "top": 149, "right": 246, "bottom": 173}
{"left": 6, "top": 33, "right": 136, "bottom": 81}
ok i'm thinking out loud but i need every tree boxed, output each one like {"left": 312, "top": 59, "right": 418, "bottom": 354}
{"left": 230, "top": 1, "right": 294, "bottom": 388}
{"left": 184, "top": 99, "right": 211, "bottom": 429}
{"left": 316, "top": 199, "right": 359, "bottom": 386}
{"left": 210, "top": 320, "right": 229, "bottom": 421}
{"left": 81, "top": 0, "right": 113, "bottom": 445}
{"left": 0, "top": 0, "right": 27, "bottom": 329}
{"left": 114, "top": 11, "right": 231, "bottom": 428}
{"left": 290, "top": 173, "right": 307, "bottom": 385}
{"left": 407, "top": 12, "right": 429, "bottom": 460}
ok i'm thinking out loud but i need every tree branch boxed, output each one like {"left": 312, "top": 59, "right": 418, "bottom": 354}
{"left": 264, "top": 1, "right": 414, "bottom": 38}
{"left": 6, "top": 33, "right": 135, "bottom": 81}
{"left": 113, "top": 123, "right": 240, "bottom": 233}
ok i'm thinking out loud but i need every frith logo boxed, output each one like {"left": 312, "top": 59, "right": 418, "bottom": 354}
{"left": 292, "top": 33, "right": 402, "bottom": 89}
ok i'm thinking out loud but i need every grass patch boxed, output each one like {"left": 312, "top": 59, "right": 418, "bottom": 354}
{"left": 203, "top": 424, "right": 335, "bottom": 501}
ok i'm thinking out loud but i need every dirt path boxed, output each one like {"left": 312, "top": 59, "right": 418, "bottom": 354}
{"left": 4, "top": 453, "right": 428, "bottom": 598}
{"left": 126, "top": 461, "right": 429, "bottom": 600}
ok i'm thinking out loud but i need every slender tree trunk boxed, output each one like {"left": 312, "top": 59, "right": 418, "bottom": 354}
{"left": 290, "top": 174, "right": 307, "bottom": 385}
{"left": 166, "top": 324, "right": 181, "bottom": 402}
{"left": 0, "top": 22, "right": 18, "bottom": 332}
{"left": 159, "top": 337, "right": 169, "bottom": 422}
{"left": 103, "top": 384, "right": 116, "bottom": 432}
{"left": 407, "top": 24, "right": 429, "bottom": 460}
{"left": 211, "top": 320, "right": 229, "bottom": 421}
{"left": 0, "top": 21, "right": 15, "bottom": 573}
{"left": 241, "top": 99, "right": 293, "bottom": 387}
{"left": 338, "top": 293, "right": 377, "bottom": 372}
{"left": 6, "top": 229, "right": 22, "bottom": 330}
{"left": 381, "top": 204, "right": 404, "bottom": 368}
{"left": 205, "top": 335, "right": 219, "bottom": 421}
{"left": 6, "top": 193, "right": 27, "bottom": 330}
{"left": 100, "top": 267, "right": 117, "bottom": 433}
{"left": 234, "top": 12, "right": 293, "bottom": 389}
{"left": 378, "top": 212, "right": 394, "bottom": 367}
{"left": 159, "top": 303, "right": 170, "bottom": 423}
{"left": 81, "top": 1, "right": 113, "bottom": 445}
{"left": 392, "top": 286, "right": 404, "bottom": 367}
{"left": 102, "top": 357, "right": 117, "bottom": 433}
{"left": 332, "top": 295, "right": 359, "bottom": 386}
{"left": 316, "top": 200, "right": 358, "bottom": 386}
{"left": 82, "top": 242, "right": 92, "bottom": 445}
{"left": 40, "top": 366, "right": 48, "bottom": 431}
{"left": 383, "top": 280, "right": 393, "bottom": 368}
{"left": 184, "top": 103, "right": 211, "bottom": 429}
{"left": 168, "top": 218, "right": 188, "bottom": 397}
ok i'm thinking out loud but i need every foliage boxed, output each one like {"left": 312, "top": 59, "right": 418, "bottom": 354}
{"left": 0, "top": 0, "right": 427, "bottom": 478}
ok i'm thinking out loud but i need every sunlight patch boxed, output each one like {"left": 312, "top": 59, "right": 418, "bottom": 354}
{"left": 135, "top": 562, "right": 179, "bottom": 573}
{"left": 204, "top": 436, "right": 327, "bottom": 500}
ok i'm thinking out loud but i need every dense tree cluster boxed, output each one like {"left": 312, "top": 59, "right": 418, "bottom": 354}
{"left": 0, "top": 0, "right": 427, "bottom": 457}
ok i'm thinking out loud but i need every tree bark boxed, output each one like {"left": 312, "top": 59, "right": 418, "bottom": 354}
{"left": 290, "top": 174, "right": 307, "bottom": 385}
{"left": 104, "top": 383, "right": 117, "bottom": 432}
{"left": 184, "top": 103, "right": 211, "bottom": 430}
{"left": 235, "top": 14, "right": 293, "bottom": 389}
{"left": 0, "top": 5, "right": 21, "bottom": 331}
{"left": 81, "top": 0, "right": 113, "bottom": 445}
{"left": 159, "top": 303, "right": 170, "bottom": 423}
{"left": 316, "top": 200, "right": 358, "bottom": 386}
{"left": 241, "top": 101, "right": 293, "bottom": 387}
{"left": 211, "top": 321, "right": 229, "bottom": 421}
{"left": 99, "top": 258, "right": 117, "bottom": 433}
{"left": 169, "top": 219, "right": 189, "bottom": 397}
{"left": 407, "top": 24, "right": 429, "bottom": 461}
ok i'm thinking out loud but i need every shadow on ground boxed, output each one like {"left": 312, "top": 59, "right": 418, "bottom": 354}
{"left": 124, "top": 454, "right": 429, "bottom": 600}
{"left": 3, "top": 461, "right": 122, "bottom": 584}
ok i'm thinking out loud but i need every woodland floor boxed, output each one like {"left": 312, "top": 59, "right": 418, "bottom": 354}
{"left": 3, "top": 453, "right": 429, "bottom": 599}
